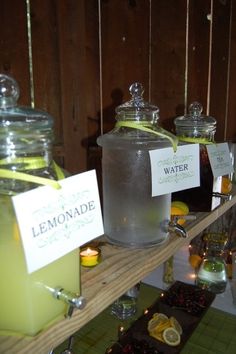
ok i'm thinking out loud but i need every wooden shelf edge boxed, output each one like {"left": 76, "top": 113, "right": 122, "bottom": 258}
{"left": 1, "top": 195, "right": 236, "bottom": 353}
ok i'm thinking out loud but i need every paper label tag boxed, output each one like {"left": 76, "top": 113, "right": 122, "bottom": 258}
{"left": 206, "top": 142, "right": 234, "bottom": 178}
{"left": 12, "top": 170, "right": 104, "bottom": 274}
{"left": 149, "top": 144, "right": 200, "bottom": 196}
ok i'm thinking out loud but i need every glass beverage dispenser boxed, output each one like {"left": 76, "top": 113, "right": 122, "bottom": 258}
{"left": 173, "top": 102, "right": 222, "bottom": 212}
{"left": 0, "top": 74, "right": 84, "bottom": 337}
{"left": 97, "top": 83, "right": 185, "bottom": 247}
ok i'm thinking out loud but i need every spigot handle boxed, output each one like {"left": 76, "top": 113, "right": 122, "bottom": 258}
{"left": 53, "top": 287, "right": 86, "bottom": 318}
{"left": 67, "top": 305, "right": 75, "bottom": 318}
{"left": 172, "top": 215, "right": 197, "bottom": 223}
{"left": 212, "top": 192, "right": 232, "bottom": 201}
{"left": 60, "top": 335, "right": 74, "bottom": 354}
{"left": 161, "top": 219, "right": 188, "bottom": 238}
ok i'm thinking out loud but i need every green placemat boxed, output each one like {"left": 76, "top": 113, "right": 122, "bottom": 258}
{"left": 54, "top": 283, "right": 236, "bottom": 354}
{"left": 181, "top": 308, "right": 236, "bottom": 354}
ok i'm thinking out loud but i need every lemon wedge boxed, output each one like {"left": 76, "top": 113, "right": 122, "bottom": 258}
{"left": 189, "top": 254, "right": 202, "bottom": 269}
{"left": 171, "top": 200, "right": 189, "bottom": 225}
{"left": 221, "top": 176, "right": 232, "bottom": 194}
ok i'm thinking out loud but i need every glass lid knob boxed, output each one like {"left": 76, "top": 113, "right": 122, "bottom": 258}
{"left": 189, "top": 101, "right": 203, "bottom": 118}
{"left": 129, "top": 82, "right": 144, "bottom": 106}
{"left": 0, "top": 74, "right": 20, "bottom": 108}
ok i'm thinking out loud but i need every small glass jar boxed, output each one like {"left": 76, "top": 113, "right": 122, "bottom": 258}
{"left": 174, "top": 102, "right": 216, "bottom": 143}
{"left": 173, "top": 102, "right": 222, "bottom": 211}
{"left": 196, "top": 222, "right": 228, "bottom": 293}
{"left": 0, "top": 74, "right": 80, "bottom": 336}
{"left": 111, "top": 283, "right": 140, "bottom": 320}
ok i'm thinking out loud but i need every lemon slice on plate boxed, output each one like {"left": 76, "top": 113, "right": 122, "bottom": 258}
{"left": 170, "top": 316, "right": 183, "bottom": 335}
{"left": 152, "top": 312, "right": 168, "bottom": 320}
{"left": 163, "top": 327, "right": 181, "bottom": 346}
{"left": 149, "top": 331, "right": 165, "bottom": 342}
{"left": 153, "top": 319, "right": 171, "bottom": 333}
{"left": 147, "top": 313, "right": 169, "bottom": 332}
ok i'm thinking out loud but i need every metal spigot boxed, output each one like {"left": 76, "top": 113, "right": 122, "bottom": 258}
{"left": 48, "top": 336, "right": 75, "bottom": 354}
{"left": 167, "top": 220, "right": 187, "bottom": 238}
{"left": 60, "top": 336, "right": 74, "bottom": 354}
{"left": 53, "top": 287, "right": 86, "bottom": 318}
{"left": 161, "top": 219, "right": 188, "bottom": 238}
{"left": 212, "top": 192, "right": 232, "bottom": 201}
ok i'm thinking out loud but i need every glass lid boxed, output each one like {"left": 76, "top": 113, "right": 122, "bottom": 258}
{"left": 174, "top": 101, "right": 216, "bottom": 128}
{"left": 115, "top": 82, "right": 159, "bottom": 121}
{"left": 0, "top": 74, "right": 53, "bottom": 129}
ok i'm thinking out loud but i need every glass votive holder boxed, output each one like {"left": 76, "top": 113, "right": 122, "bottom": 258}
{"left": 111, "top": 283, "right": 140, "bottom": 320}
{"left": 80, "top": 246, "right": 101, "bottom": 267}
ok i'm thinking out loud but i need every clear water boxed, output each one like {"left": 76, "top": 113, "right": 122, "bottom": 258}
{"left": 102, "top": 147, "right": 171, "bottom": 247}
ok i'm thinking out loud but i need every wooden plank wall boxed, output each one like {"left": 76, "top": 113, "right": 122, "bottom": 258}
{"left": 0, "top": 0, "right": 235, "bottom": 175}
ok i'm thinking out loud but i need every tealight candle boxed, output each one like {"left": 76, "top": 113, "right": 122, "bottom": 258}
{"left": 80, "top": 247, "right": 100, "bottom": 267}
{"left": 118, "top": 325, "right": 125, "bottom": 340}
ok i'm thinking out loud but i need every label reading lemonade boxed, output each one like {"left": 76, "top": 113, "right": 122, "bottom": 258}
{"left": 12, "top": 170, "right": 104, "bottom": 274}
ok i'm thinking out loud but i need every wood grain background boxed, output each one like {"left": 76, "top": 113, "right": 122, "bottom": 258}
{"left": 0, "top": 0, "right": 235, "bottom": 175}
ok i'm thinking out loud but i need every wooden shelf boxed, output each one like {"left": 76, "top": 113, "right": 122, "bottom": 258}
{"left": 1, "top": 194, "right": 236, "bottom": 354}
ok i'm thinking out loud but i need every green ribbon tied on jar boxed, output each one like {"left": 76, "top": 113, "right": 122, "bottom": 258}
{"left": 0, "top": 157, "right": 64, "bottom": 194}
{"left": 115, "top": 121, "right": 179, "bottom": 152}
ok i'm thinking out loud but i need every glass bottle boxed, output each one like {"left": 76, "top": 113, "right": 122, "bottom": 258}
{"left": 0, "top": 74, "right": 81, "bottom": 336}
{"left": 97, "top": 82, "right": 178, "bottom": 247}
{"left": 173, "top": 101, "right": 222, "bottom": 212}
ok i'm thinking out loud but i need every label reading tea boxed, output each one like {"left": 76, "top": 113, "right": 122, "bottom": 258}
{"left": 12, "top": 170, "right": 104, "bottom": 273}
{"left": 206, "top": 142, "right": 234, "bottom": 178}
{"left": 149, "top": 144, "right": 200, "bottom": 196}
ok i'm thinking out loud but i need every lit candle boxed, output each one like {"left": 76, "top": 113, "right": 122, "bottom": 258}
{"left": 80, "top": 247, "right": 100, "bottom": 267}
{"left": 118, "top": 325, "right": 125, "bottom": 340}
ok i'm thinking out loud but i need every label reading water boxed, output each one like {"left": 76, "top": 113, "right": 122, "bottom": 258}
{"left": 12, "top": 170, "right": 104, "bottom": 274}
{"left": 149, "top": 144, "right": 200, "bottom": 196}
{"left": 206, "top": 142, "right": 234, "bottom": 178}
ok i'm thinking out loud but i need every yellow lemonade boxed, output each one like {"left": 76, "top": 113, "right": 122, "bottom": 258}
{"left": 0, "top": 195, "right": 80, "bottom": 336}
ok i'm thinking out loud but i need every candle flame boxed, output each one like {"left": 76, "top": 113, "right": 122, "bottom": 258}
{"left": 80, "top": 247, "right": 98, "bottom": 257}
{"left": 187, "top": 272, "right": 196, "bottom": 280}
{"left": 119, "top": 326, "right": 124, "bottom": 333}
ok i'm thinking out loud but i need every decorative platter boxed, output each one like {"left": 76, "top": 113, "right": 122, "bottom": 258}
{"left": 105, "top": 281, "right": 216, "bottom": 353}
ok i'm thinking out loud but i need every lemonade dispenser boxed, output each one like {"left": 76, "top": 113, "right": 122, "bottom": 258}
{"left": 0, "top": 74, "right": 84, "bottom": 337}
{"left": 97, "top": 82, "right": 186, "bottom": 247}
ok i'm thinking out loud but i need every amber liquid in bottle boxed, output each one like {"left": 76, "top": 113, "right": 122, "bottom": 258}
{"left": 173, "top": 145, "right": 220, "bottom": 212}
